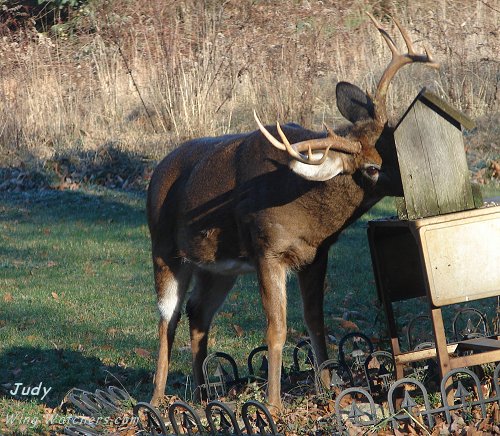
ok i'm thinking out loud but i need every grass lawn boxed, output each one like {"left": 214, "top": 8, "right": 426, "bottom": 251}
{"left": 1, "top": 184, "right": 499, "bottom": 434}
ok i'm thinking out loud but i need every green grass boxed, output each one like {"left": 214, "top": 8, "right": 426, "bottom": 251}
{"left": 1, "top": 184, "right": 499, "bottom": 434}
{"left": 0, "top": 189, "right": 155, "bottom": 434}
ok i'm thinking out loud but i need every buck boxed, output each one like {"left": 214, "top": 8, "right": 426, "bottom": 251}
{"left": 147, "top": 14, "right": 439, "bottom": 409}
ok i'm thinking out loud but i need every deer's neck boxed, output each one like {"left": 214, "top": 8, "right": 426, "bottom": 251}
{"left": 293, "top": 175, "right": 383, "bottom": 247}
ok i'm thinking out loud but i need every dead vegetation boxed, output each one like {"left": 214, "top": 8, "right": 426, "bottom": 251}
{"left": 0, "top": 0, "right": 498, "bottom": 187}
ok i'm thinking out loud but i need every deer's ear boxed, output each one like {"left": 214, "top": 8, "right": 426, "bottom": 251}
{"left": 336, "top": 81, "right": 375, "bottom": 123}
{"left": 289, "top": 152, "right": 344, "bottom": 182}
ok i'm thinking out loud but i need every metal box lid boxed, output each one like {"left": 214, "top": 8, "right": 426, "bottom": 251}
{"left": 416, "top": 205, "right": 500, "bottom": 306}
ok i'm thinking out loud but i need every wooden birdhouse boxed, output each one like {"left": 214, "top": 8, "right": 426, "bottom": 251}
{"left": 367, "top": 88, "right": 500, "bottom": 390}
{"left": 394, "top": 89, "right": 479, "bottom": 220}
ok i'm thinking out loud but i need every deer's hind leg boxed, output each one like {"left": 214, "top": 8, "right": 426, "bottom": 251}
{"left": 186, "top": 271, "right": 237, "bottom": 399}
{"left": 151, "top": 258, "right": 192, "bottom": 406}
{"left": 297, "top": 250, "right": 330, "bottom": 388}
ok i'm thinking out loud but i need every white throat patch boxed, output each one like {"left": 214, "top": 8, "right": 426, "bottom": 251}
{"left": 289, "top": 153, "right": 344, "bottom": 181}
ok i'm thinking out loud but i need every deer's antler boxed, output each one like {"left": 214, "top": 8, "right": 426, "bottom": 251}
{"left": 254, "top": 111, "right": 361, "bottom": 165}
{"left": 367, "top": 12, "right": 440, "bottom": 124}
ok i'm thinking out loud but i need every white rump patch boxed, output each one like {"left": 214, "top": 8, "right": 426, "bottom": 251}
{"left": 289, "top": 153, "right": 344, "bottom": 181}
{"left": 157, "top": 278, "right": 180, "bottom": 321}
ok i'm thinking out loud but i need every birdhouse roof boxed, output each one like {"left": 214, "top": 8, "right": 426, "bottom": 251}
{"left": 396, "top": 88, "right": 475, "bottom": 131}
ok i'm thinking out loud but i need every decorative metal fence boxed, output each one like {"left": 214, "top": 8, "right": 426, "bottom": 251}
{"left": 64, "top": 362, "right": 500, "bottom": 435}
{"left": 335, "top": 364, "right": 500, "bottom": 433}
{"left": 64, "top": 386, "right": 279, "bottom": 435}
{"left": 63, "top": 360, "right": 500, "bottom": 435}
{"left": 61, "top": 320, "right": 500, "bottom": 435}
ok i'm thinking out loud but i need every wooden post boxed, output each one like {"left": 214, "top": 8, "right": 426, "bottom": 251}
{"left": 430, "top": 307, "right": 454, "bottom": 404}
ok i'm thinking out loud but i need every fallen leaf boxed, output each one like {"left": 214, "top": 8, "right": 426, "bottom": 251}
{"left": 338, "top": 392, "right": 353, "bottom": 408}
{"left": 84, "top": 263, "right": 94, "bottom": 276}
{"left": 134, "top": 348, "right": 151, "bottom": 358}
{"left": 107, "top": 327, "right": 118, "bottom": 336}
{"left": 493, "top": 402, "right": 500, "bottom": 424}
{"left": 339, "top": 319, "right": 359, "bottom": 330}
{"left": 481, "top": 381, "right": 491, "bottom": 399}
{"left": 326, "top": 399, "right": 335, "bottom": 413}
{"left": 367, "top": 356, "right": 381, "bottom": 369}
{"left": 233, "top": 324, "right": 244, "bottom": 337}
{"left": 3, "top": 292, "right": 13, "bottom": 303}
{"left": 51, "top": 292, "right": 59, "bottom": 300}
{"left": 479, "top": 418, "right": 492, "bottom": 432}
{"left": 406, "top": 422, "right": 419, "bottom": 434}
{"left": 42, "top": 407, "right": 56, "bottom": 424}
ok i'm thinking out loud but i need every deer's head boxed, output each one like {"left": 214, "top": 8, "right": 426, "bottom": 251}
{"left": 255, "top": 14, "right": 439, "bottom": 198}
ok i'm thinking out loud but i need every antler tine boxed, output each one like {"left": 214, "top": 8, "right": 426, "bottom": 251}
{"left": 276, "top": 122, "right": 330, "bottom": 165}
{"left": 424, "top": 45, "right": 439, "bottom": 67}
{"left": 254, "top": 110, "right": 360, "bottom": 166}
{"left": 391, "top": 15, "right": 416, "bottom": 56}
{"left": 253, "top": 110, "right": 286, "bottom": 151}
{"left": 307, "top": 145, "right": 313, "bottom": 160}
{"left": 393, "top": 16, "right": 439, "bottom": 66}
{"left": 366, "top": 11, "right": 440, "bottom": 124}
{"left": 366, "top": 12, "right": 399, "bottom": 56}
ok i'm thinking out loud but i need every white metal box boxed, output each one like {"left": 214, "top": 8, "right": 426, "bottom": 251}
{"left": 368, "top": 205, "right": 500, "bottom": 307}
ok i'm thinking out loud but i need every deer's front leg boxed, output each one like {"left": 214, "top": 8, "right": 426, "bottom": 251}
{"left": 297, "top": 250, "right": 329, "bottom": 387}
{"left": 257, "top": 258, "right": 287, "bottom": 410}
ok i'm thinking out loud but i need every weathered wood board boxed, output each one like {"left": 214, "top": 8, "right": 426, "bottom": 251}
{"left": 394, "top": 89, "right": 475, "bottom": 220}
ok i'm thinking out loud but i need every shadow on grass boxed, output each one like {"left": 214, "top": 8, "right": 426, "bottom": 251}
{"left": 0, "top": 187, "right": 146, "bottom": 227}
{"left": 0, "top": 187, "right": 163, "bottom": 409}
{"left": 0, "top": 346, "right": 148, "bottom": 408}
{"left": 0, "top": 346, "right": 188, "bottom": 408}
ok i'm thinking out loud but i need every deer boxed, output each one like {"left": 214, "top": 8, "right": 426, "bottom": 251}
{"left": 147, "top": 13, "right": 439, "bottom": 410}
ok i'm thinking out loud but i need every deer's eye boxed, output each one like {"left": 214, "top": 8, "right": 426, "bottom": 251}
{"left": 365, "top": 166, "right": 379, "bottom": 177}
{"left": 362, "top": 164, "right": 381, "bottom": 181}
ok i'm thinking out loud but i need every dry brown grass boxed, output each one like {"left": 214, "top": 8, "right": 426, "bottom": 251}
{"left": 0, "top": 0, "right": 498, "bottom": 173}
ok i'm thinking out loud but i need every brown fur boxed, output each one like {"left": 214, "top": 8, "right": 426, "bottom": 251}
{"left": 147, "top": 18, "right": 437, "bottom": 407}
{"left": 147, "top": 107, "right": 403, "bottom": 407}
